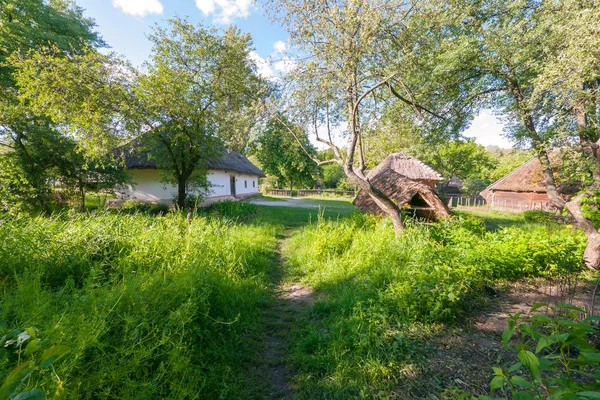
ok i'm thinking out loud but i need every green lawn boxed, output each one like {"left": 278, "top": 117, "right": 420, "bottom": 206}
{"left": 253, "top": 198, "right": 358, "bottom": 229}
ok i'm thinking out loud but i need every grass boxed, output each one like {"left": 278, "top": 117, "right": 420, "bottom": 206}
{"left": 457, "top": 209, "right": 529, "bottom": 230}
{"left": 0, "top": 204, "right": 590, "bottom": 399}
{"left": 253, "top": 198, "right": 357, "bottom": 229}
{"left": 281, "top": 213, "right": 586, "bottom": 398}
{"left": 0, "top": 212, "right": 279, "bottom": 398}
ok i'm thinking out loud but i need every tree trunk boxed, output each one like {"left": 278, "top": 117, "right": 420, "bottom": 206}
{"left": 79, "top": 177, "right": 86, "bottom": 211}
{"left": 343, "top": 163, "right": 404, "bottom": 232}
{"left": 177, "top": 175, "right": 187, "bottom": 209}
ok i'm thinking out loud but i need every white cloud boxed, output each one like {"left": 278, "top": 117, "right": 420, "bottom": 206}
{"left": 196, "top": 0, "right": 252, "bottom": 24}
{"left": 112, "top": 0, "right": 163, "bottom": 16}
{"left": 274, "top": 57, "right": 297, "bottom": 73}
{"left": 248, "top": 51, "right": 275, "bottom": 80}
{"left": 463, "top": 109, "right": 513, "bottom": 148}
{"left": 273, "top": 40, "right": 287, "bottom": 53}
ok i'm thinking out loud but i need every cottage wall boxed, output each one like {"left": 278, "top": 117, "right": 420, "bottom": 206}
{"left": 232, "top": 173, "right": 260, "bottom": 197}
{"left": 120, "top": 169, "right": 260, "bottom": 202}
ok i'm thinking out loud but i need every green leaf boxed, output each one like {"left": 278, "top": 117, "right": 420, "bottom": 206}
{"left": 502, "top": 326, "right": 514, "bottom": 347}
{"left": 24, "top": 339, "right": 43, "bottom": 356}
{"left": 535, "top": 336, "right": 554, "bottom": 353}
{"left": 13, "top": 388, "right": 46, "bottom": 400}
{"left": 529, "top": 314, "right": 552, "bottom": 323}
{"left": 40, "top": 345, "right": 70, "bottom": 369}
{"left": 582, "top": 353, "right": 600, "bottom": 362}
{"left": 577, "top": 391, "right": 600, "bottom": 399}
{"left": 529, "top": 302, "right": 549, "bottom": 313}
{"left": 518, "top": 350, "right": 540, "bottom": 380}
{"left": 490, "top": 375, "right": 505, "bottom": 391}
{"left": 510, "top": 375, "right": 536, "bottom": 389}
{"left": 492, "top": 367, "right": 504, "bottom": 376}
{"left": 508, "top": 362, "right": 523, "bottom": 372}
{"left": 556, "top": 303, "right": 585, "bottom": 313}
{"left": 0, "top": 361, "right": 32, "bottom": 399}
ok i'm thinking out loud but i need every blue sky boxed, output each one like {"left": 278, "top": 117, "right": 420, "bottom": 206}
{"left": 74, "top": 0, "right": 513, "bottom": 148}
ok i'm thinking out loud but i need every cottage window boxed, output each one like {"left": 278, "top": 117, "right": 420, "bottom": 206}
{"left": 253, "top": 180, "right": 255, "bottom": 188}
{"left": 244, "top": 180, "right": 247, "bottom": 188}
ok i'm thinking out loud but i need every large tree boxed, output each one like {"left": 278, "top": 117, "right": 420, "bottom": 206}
{"left": 431, "top": 0, "right": 600, "bottom": 268}
{"left": 13, "top": 17, "right": 266, "bottom": 209}
{"left": 0, "top": 0, "right": 111, "bottom": 210}
{"left": 252, "top": 116, "right": 319, "bottom": 190}
{"left": 135, "top": 19, "right": 266, "bottom": 207}
{"left": 265, "top": 0, "right": 479, "bottom": 232}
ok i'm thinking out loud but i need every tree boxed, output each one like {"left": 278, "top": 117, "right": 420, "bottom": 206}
{"left": 252, "top": 116, "right": 319, "bottom": 190}
{"left": 429, "top": 140, "right": 495, "bottom": 193}
{"left": 265, "top": 0, "right": 478, "bottom": 232}
{"left": 429, "top": 0, "right": 600, "bottom": 268}
{"left": 13, "top": 17, "right": 266, "bottom": 209}
{"left": 135, "top": 19, "right": 265, "bottom": 207}
{"left": 0, "top": 0, "right": 119, "bottom": 210}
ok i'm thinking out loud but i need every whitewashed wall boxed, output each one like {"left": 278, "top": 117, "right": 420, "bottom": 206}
{"left": 233, "top": 173, "right": 260, "bottom": 196}
{"left": 119, "top": 169, "right": 259, "bottom": 201}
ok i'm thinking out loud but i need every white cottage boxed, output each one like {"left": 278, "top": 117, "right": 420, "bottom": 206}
{"left": 116, "top": 148, "right": 265, "bottom": 204}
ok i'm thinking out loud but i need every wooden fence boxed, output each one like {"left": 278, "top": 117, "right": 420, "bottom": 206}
{"left": 447, "top": 196, "right": 487, "bottom": 208}
{"left": 268, "top": 189, "right": 356, "bottom": 197}
{"left": 447, "top": 195, "right": 556, "bottom": 213}
{"left": 490, "top": 199, "right": 555, "bottom": 213}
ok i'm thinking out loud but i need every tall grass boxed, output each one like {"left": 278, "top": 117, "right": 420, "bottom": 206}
{"left": 283, "top": 215, "right": 586, "bottom": 397}
{"left": 0, "top": 212, "right": 278, "bottom": 398}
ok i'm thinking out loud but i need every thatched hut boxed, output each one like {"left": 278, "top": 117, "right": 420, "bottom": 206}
{"left": 481, "top": 157, "right": 578, "bottom": 210}
{"left": 353, "top": 153, "right": 451, "bottom": 221}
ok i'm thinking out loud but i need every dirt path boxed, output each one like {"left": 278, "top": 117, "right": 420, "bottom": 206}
{"left": 257, "top": 236, "right": 315, "bottom": 399}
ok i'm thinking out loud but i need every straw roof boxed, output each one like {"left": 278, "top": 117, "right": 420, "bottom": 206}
{"left": 353, "top": 156, "right": 450, "bottom": 221}
{"left": 118, "top": 145, "right": 265, "bottom": 177}
{"left": 481, "top": 156, "right": 578, "bottom": 196}
{"left": 369, "top": 153, "right": 444, "bottom": 182}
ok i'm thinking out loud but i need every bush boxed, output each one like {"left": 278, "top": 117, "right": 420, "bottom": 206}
{"left": 122, "top": 200, "right": 170, "bottom": 215}
{"left": 199, "top": 200, "right": 258, "bottom": 220}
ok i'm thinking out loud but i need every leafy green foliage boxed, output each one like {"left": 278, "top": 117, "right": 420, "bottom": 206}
{"left": 485, "top": 303, "right": 600, "bottom": 399}
{"left": 252, "top": 116, "right": 320, "bottom": 190}
{"left": 283, "top": 216, "right": 585, "bottom": 397}
{"left": 0, "top": 212, "right": 278, "bottom": 398}
{"left": 0, "top": 325, "right": 70, "bottom": 399}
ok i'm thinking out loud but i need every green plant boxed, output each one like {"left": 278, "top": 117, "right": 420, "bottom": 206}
{"left": 0, "top": 325, "right": 70, "bottom": 399}
{"left": 484, "top": 303, "right": 600, "bottom": 399}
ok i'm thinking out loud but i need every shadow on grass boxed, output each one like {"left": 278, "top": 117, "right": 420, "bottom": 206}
{"left": 455, "top": 209, "right": 529, "bottom": 231}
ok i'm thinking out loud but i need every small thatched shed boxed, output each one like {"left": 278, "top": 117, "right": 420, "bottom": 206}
{"left": 353, "top": 153, "right": 451, "bottom": 221}
{"left": 480, "top": 157, "right": 578, "bottom": 210}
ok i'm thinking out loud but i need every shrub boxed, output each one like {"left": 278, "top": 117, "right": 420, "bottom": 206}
{"left": 483, "top": 303, "right": 600, "bottom": 399}
{"left": 200, "top": 200, "right": 258, "bottom": 220}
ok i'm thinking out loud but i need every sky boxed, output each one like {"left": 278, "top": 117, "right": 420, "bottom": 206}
{"left": 74, "top": 0, "right": 514, "bottom": 149}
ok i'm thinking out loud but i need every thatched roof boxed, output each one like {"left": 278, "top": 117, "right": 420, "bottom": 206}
{"left": 353, "top": 156, "right": 450, "bottom": 221}
{"left": 118, "top": 146, "right": 265, "bottom": 177}
{"left": 370, "top": 153, "right": 444, "bottom": 182}
{"left": 481, "top": 156, "right": 578, "bottom": 197}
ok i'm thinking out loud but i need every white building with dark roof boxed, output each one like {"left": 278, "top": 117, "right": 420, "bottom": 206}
{"left": 116, "top": 147, "right": 265, "bottom": 204}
